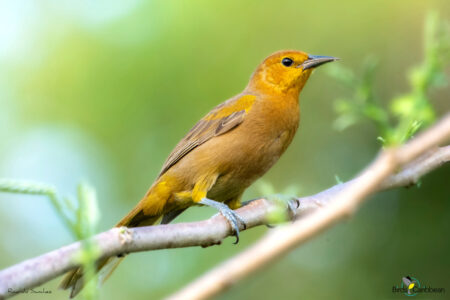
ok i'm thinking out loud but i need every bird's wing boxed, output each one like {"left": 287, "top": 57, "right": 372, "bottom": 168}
{"left": 159, "top": 94, "right": 256, "bottom": 177}
{"left": 402, "top": 277, "right": 411, "bottom": 286}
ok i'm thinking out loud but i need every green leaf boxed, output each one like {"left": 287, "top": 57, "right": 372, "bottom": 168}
{"left": 78, "top": 182, "right": 100, "bottom": 231}
{"left": 334, "top": 175, "right": 343, "bottom": 184}
{"left": 390, "top": 95, "right": 415, "bottom": 117}
{"left": 329, "top": 12, "right": 447, "bottom": 146}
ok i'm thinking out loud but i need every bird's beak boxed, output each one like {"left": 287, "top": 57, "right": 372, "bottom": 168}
{"left": 299, "top": 55, "right": 339, "bottom": 70}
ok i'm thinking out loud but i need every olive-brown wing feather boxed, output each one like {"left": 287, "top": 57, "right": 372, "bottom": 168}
{"left": 159, "top": 105, "right": 247, "bottom": 177}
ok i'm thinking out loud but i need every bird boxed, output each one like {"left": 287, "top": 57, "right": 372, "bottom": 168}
{"left": 402, "top": 276, "right": 417, "bottom": 295}
{"left": 59, "top": 50, "right": 338, "bottom": 297}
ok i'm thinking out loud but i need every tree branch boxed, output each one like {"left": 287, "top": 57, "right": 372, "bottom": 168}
{"left": 166, "top": 113, "right": 450, "bottom": 300}
{"left": 0, "top": 114, "right": 449, "bottom": 300}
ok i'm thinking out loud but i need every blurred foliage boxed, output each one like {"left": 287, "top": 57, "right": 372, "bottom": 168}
{"left": 0, "top": 180, "right": 100, "bottom": 300}
{"left": 0, "top": 1, "right": 449, "bottom": 300}
{"left": 257, "top": 181, "right": 300, "bottom": 224}
{"left": 327, "top": 12, "right": 450, "bottom": 145}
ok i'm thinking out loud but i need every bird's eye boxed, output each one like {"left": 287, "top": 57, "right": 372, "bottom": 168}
{"left": 282, "top": 57, "right": 294, "bottom": 67}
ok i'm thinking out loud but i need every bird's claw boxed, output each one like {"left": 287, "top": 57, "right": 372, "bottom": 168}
{"left": 200, "top": 198, "right": 246, "bottom": 244}
{"left": 216, "top": 205, "right": 246, "bottom": 244}
{"left": 266, "top": 197, "right": 300, "bottom": 228}
{"left": 286, "top": 197, "right": 300, "bottom": 218}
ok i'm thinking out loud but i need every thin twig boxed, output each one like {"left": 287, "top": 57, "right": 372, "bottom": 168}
{"left": 0, "top": 180, "right": 75, "bottom": 235}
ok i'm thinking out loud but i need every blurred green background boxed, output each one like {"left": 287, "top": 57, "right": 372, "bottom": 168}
{"left": 1, "top": 0, "right": 449, "bottom": 299}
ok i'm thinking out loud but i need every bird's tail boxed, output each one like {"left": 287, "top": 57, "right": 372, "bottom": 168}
{"left": 59, "top": 176, "right": 177, "bottom": 298}
{"left": 59, "top": 203, "right": 160, "bottom": 298}
{"left": 59, "top": 255, "right": 126, "bottom": 299}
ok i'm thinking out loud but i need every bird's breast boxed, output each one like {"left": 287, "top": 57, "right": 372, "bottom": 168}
{"left": 214, "top": 96, "right": 300, "bottom": 184}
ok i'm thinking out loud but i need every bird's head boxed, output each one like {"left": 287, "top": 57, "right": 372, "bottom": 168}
{"left": 247, "top": 50, "right": 338, "bottom": 96}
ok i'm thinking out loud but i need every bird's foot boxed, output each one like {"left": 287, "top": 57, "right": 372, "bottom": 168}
{"left": 286, "top": 197, "right": 300, "bottom": 218}
{"left": 200, "top": 198, "right": 246, "bottom": 244}
{"left": 242, "top": 196, "right": 300, "bottom": 227}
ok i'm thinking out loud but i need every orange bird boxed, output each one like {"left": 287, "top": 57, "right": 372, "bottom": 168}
{"left": 60, "top": 50, "right": 337, "bottom": 297}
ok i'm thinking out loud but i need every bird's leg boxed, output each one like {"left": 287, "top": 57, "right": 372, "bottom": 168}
{"left": 199, "top": 198, "right": 246, "bottom": 244}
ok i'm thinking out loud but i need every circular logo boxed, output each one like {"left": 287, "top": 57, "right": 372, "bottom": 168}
{"left": 401, "top": 276, "right": 421, "bottom": 296}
